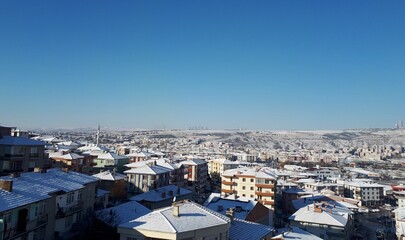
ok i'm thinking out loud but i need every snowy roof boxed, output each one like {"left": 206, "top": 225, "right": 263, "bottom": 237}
{"left": 180, "top": 159, "right": 207, "bottom": 166}
{"left": 229, "top": 218, "right": 273, "bottom": 240}
{"left": 126, "top": 152, "right": 148, "bottom": 157}
{"left": 271, "top": 227, "right": 323, "bottom": 240}
{"left": 289, "top": 204, "right": 351, "bottom": 227}
{"left": 93, "top": 170, "right": 126, "bottom": 181}
{"left": 61, "top": 153, "right": 84, "bottom": 160}
{"left": 222, "top": 167, "right": 275, "bottom": 179}
{"left": 130, "top": 185, "right": 192, "bottom": 203}
{"left": 124, "top": 165, "right": 172, "bottom": 175}
{"left": 125, "top": 159, "right": 181, "bottom": 170}
{"left": 0, "top": 168, "right": 98, "bottom": 212}
{"left": 204, "top": 195, "right": 256, "bottom": 220}
{"left": 2, "top": 168, "right": 98, "bottom": 194}
{"left": 0, "top": 183, "right": 51, "bottom": 212}
{"left": 94, "top": 152, "right": 128, "bottom": 160}
{"left": 0, "top": 136, "right": 45, "bottom": 146}
{"left": 118, "top": 201, "right": 230, "bottom": 233}
{"left": 96, "top": 201, "right": 151, "bottom": 227}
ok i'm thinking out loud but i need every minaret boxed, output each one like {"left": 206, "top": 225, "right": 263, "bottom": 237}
{"left": 96, "top": 124, "right": 100, "bottom": 146}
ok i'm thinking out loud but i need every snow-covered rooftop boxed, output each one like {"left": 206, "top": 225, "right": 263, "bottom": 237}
{"left": 130, "top": 185, "right": 192, "bottom": 203}
{"left": 96, "top": 201, "right": 151, "bottom": 227}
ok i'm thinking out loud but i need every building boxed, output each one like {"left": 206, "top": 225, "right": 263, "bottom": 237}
{"left": 271, "top": 227, "right": 323, "bottom": 240}
{"left": 288, "top": 202, "right": 354, "bottom": 240}
{"left": 93, "top": 170, "right": 127, "bottom": 200}
{"left": 125, "top": 162, "right": 172, "bottom": 193}
{"left": 208, "top": 159, "right": 239, "bottom": 181}
{"left": 343, "top": 182, "right": 384, "bottom": 207}
{"left": 117, "top": 200, "right": 230, "bottom": 240}
{"left": 204, "top": 193, "right": 271, "bottom": 226}
{"left": 394, "top": 207, "right": 405, "bottom": 240}
{"left": 221, "top": 167, "right": 276, "bottom": 209}
{"left": 130, "top": 185, "right": 192, "bottom": 210}
{"left": 92, "top": 152, "right": 129, "bottom": 173}
{"left": 0, "top": 168, "right": 98, "bottom": 240}
{"left": 0, "top": 135, "right": 48, "bottom": 175}
{"left": 304, "top": 182, "right": 344, "bottom": 196}
{"left": 180, "top": 159, "right": 209, "bottom": 191}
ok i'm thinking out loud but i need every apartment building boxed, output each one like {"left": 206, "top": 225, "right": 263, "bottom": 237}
{"left": 304, "top": 182, "right": 345, "bottom": 196}
{"left": 0, "top": 133, "right": 48, "bottom": 175}
{"left": 0, "top": 168, "right": 98, "bottom": 240}
{"left": 343, "top": 182, "right": 384, "bottom": 207}
{"left": 92, "top": 152, "right": 129, "bottom": 173}
{"left": 93, "top": 170, "right": 127, "bottom": 200}
{"left": 208, "top": 158, "right": 239, "bottom": 181}
{"left": 394, "top": 207, "right": 405, "bottom": 240}
{"left": 124, "top": 162, "right": 171, "bottom": 193}
{"left": 221, "top": 167, "right": 276, "bottom": 209}
{"left": 180, "top": 159, "right": 208, "bottom": 191}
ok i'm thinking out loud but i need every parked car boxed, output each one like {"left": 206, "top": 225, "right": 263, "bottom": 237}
{"left": 370, "top": 208, "right": 380, "bottom": 213}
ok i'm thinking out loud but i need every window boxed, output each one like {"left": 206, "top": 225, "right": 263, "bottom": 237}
{"left": 250, "top": 179, "right": 254, "bottom": 182}
{"left": 250, "top": 187, "right": 254, "bottom": 190}
{"left": 242, "top": 186, "right": 246, "bottom": 190}
{"left": 127, "top": 238, "right": 137, "bottom": 240}
{"left": 65, "top": 215, "right": 74, "bottom": 228}
{"left": 242, "top": 194, "right": 246, "bottom": 197}
{"left": 242, "top": 178, "right": 246, "bottom": 182}
{"left": 78, "top": 191, "right": 82, "bottom": 201}
{"left": 66, "top": 192, "right": 75, "bottom": 205}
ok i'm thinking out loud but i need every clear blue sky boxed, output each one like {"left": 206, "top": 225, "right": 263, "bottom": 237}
{"left": 1, "top": 1, "right": 404, "bottom": 130}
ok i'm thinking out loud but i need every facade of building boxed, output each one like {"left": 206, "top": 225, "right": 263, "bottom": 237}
{"left": 343, "top": 182, "right": 384, "bottom": 207}
{"left": 0, "top": 168, "right": 98, "bottom": 240}
{"left": 221, "top": 167, "right": 276, "bottom": 210}
{"left": 0, "top": 135, "right": 48, "bottom": 175}
{"left": 181, "top": 159, "right": 209, "bottom": 191}
{"left": 125, "top": 163, "right": 171, "bottom": 193}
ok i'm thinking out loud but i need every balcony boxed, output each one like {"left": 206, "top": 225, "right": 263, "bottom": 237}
{"left": 255, "top": 183, "right": 274, "bottom": 188}
{"left": 255, "top": 191, "right": 274, "bottom": 197}
{"left": 222, "top": 189, "right": 234, "bottom": 194}
{"left": 3, "top": 214, "right": 48, "bottom": 240}
{"left": 258, "top": 200, "right": 274, "bottom": 206}
{"left": 56, "top": 201, "right": 84, "bottom": 219}
{"left": 222, "top": 180, "right": 233, "bottom": 186}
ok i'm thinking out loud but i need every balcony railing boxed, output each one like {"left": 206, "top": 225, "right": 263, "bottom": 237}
{"left": 255, "top": 191, "right": 274, "bottom": 197}
{"left": 222, "top": 189, "right": 234, "bottom": 194}
{"left": 3, "top": 214, "right": 48, "bottom": 240}
{"left": 258, "top": 200, "right": 275, "bottom": 206}
{"left": 255, "top": 183, "right": 274, "bottom": 188}
{"left": 56, "top": 201, "right": 84, "bottom": 218}
{"left": 222, "top": 180, "right": 233, "bottom": 186}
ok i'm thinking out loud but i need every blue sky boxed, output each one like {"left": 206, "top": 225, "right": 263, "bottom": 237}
{"left": 1, "top": 1, "right": 404, "bottom": 130}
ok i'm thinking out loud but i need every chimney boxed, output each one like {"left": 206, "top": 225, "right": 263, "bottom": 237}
{"left": 172, "top": 204, "right": 180, "bottom": 217}
{"left": 10, "top": 172, "right": 20, "bottom": 178}
{"left": 226, "top": 208, "right": 234, "bottom": 222}
{"left": 34, "top": 168, "right": 47, "bottom": 173}
{"left": 0, "top": 180, "right": 13, "bottom": 192}
{"left": 62, "top": 167, "right": 69, "bottom": 173}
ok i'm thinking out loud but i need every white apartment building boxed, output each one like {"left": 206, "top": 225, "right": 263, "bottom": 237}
{"left": 221, "top": 167, "right": 276, "bottom": 209}
{"left": 343, "top": 182, "right": 384, "bottom": 207}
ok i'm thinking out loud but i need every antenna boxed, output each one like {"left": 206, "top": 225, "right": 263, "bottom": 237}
{"left": 96, "top": 124, "right": 100, "bottom": 146}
